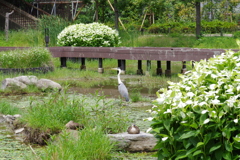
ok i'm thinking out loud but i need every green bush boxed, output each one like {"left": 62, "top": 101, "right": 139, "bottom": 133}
{"left": 57, "top": 22, "right": 120, "bottom": 47}
{"left": 149, "top": 49, "right": 240, "bottom": 159}
{"left": 0, "top": 47, "right": 53, "bottom": 68}
{"left": 201, "top": 20, "right": 237, "bottom": 34}
{"left": 148, "top": 20, "right": 237, "bottom": 34}
{"left": 233, "top": 31, "right": 240, "bottom": 39}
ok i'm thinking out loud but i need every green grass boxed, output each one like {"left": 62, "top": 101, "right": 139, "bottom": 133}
{"left": 32, "top": 128, "right": 115, "bottom": 160}
{"left": 0, "top": 100, "right": 20, "bottom": 115}
{"left": 20, "top": 91, "right": 129, "bottom": 133}
{"left": 0, "top": 47, "right": 53, "bottom": 68}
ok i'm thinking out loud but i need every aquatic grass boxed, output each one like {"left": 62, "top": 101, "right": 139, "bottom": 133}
{"left": 0, "top": 100, "right": 20, "bottom": 115}
{"left": 21, "top": 92, "right": 89, "bottom": 132}
{"left": 20, "top": 90, "right": 129, "bottom": 133}
{"left": 38, "top": 127, "right": 115, "bottom": 160}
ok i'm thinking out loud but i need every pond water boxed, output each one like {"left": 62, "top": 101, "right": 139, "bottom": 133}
{"left": 0, "top": 81, "right": 159, "bottom": 159}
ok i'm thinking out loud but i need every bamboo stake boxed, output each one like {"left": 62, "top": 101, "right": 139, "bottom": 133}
{"left": 107, "top": 0, "right": 126, "bottom": 31}
{"left": 73, "top": 4, "right": 85, "bottom": 21}
{"left": 5, "top": 10, "right": 14, "bottom": 41}
{"left": 139, "top": 12, "right": 147, "bottom": 31}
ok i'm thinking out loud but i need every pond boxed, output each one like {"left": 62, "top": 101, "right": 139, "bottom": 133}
{"left": 0, "top": 77, "right": 160, "bottom": 159}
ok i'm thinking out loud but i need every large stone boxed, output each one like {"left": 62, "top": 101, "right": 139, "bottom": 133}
{"left": 1, "top": 78, "right": 27, "bottom": 90}
{"left": 13, "top": 76, "right": 38, "bottom": 85}
{"left": 36, "top": 79, "right": 62, "bottom": 91}
{"left": 108, "top": 132, "right": 157, "bottom": 152}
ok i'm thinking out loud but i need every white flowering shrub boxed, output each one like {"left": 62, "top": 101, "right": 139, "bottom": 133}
{"left": 57, "top": 22, "right": 120, "bottom": 47}
{"left": 148, "top": 50, "right": 240, "bottom": 159}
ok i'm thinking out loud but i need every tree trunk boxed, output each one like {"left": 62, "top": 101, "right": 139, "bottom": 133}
{"left": 114, "top": 0, "right": 119, "bottom": 31}
{"left": 196, "top": 1, "right": 201, "bottom": 39}
{"left": 95, "top": 0, "right": 99, "bottom": 22}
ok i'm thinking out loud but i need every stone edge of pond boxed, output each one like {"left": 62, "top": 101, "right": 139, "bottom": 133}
{"left": 0, "top": 67, "right": 54, "bottom": 74}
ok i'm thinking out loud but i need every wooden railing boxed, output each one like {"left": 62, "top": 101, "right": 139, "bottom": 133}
{"left": 0, "top": 47, "right": 238, "bottom": 76}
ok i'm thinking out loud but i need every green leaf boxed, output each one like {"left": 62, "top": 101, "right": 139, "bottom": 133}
{"left": 196, "top": 142, "right": 204, "bottom": 148}
{"left": 179, "top": 131, "right": 196, "bottom": 140}
{"left": 163, "top": 120, "right": 171, "bottom": 132}
{"left": 199, "top": 114, "right": 207, "bottom": 125}
{"left": 193, "top": 150, "right": 202, "bottom": 156}
{"left": 233, "top": 141, "right": 240, "bottom": 149}
{"left": 223, "top": 152, "right": 232, "bottom": 160}
{"left": 203, "top": 133, "right": 213, "bottom": 145}
{"left": 224, "top": 141, "right": 233, "bottom": 152}
{"left": 190, "top": 122, "right": 198, "bottom": 129}
{"left": 214, "top": 146, "right": 223, "bottom": 160}
{"left": 209, "top": 143, "right": 222, "bottom": 153}
{"left": 175, "top": 151, "right": 187, "bottom": 160}
{"left": 186, "top": 147, "right": 197, "bottom": 156}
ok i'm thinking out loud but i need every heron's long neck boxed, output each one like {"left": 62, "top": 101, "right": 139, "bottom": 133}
{"left": 118, "top": 71, "right": 122, "bottom": 84}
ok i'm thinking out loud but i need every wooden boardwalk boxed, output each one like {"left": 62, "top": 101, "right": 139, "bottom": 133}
{"left": 0, "top": 47, "right": 238, "bottom": 76}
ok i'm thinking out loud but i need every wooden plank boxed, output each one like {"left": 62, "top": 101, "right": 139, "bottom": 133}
{"left": 0, "top": 47, "right": 238, "bottom": 62}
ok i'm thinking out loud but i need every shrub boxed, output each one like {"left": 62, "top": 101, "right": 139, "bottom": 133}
{"left": 0, "top": 47, "right": 53, "bottom": 68}
{"left": 148, "top": 20, "right": 237, "bottom": 34}
{"left": 57, "top": 22, "right": 120, "bottom": 47}
{"left": 148, "top": 49, "right": 240, "bottom": 159}
{"left": 233, "top": 31, "right": 240, "bottom": 39}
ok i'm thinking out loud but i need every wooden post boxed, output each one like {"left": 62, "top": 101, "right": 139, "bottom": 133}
{"left": 156, "top": 61, "right": 162, "bottom": 76}
{"left": 122, "top": 59, "right": 126, "bottom": 74}
{"left": 98, "top": 58, "right": 104, "bottom": 73}
{"left": 181, "top": 61, "right": 187, "bottom": 74}
{"left": 80, "top": 58, "right": 86, "bottom": 70}
{"left": 5, "top": 10, "right": 14, "bottom": 41}
{"left": 117, "top": 59, "right": 125, "bottom": 74}
{"left": 146, "top": 60, "right": 151, "bottom": 76}
{"left": 165, "top": 61, "right": 171, "bottom": 77}
{"left": 60, "top": 57, "right": 67, "bottom": 68}
{"left": 137, "top": 60, "right": 143, "bottom": 75}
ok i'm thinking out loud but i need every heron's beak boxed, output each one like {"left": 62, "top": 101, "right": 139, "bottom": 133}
{"left": 111, "top": 68, "right": 118, "bottom": 70}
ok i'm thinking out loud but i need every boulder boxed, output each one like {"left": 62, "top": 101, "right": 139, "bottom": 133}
{"left": 36, "top": 79, "right": 62, "bottom": 91}
{"left": 108, "top": 132, "right": 157, "bottom": 152}
{"left": 13, "top": 76, "right": 38, "bottom": 85}
{"left": 1, "top": 78, "right": 27, "bottom": 90}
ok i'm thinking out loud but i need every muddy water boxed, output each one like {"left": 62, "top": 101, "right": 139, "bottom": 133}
{"left": 0, "top": 116, "right": 32, "bottom": 159}
{"left": 0, "top": 82, "right": 159, "bottom": 159}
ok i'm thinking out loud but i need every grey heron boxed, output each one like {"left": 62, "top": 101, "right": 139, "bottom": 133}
{"left": 112, "top": 67, "right": 129, "bottom": 102}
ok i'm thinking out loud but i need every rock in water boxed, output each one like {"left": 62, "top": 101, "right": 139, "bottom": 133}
{"left": 13, "top": 76, "right": 38, "bottom": 85}
{"left": 36, "top": 79, "right": 62, "bottom": 91}
{"left": 1, "top": 78, "right": 27, "bottom": 90}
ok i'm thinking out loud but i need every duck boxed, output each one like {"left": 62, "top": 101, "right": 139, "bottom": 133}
{"left": 127, "top": 124, "right": 140, "bottom": 134}
{"left": 65, "top": 120, "right": 84, "bottom": 130}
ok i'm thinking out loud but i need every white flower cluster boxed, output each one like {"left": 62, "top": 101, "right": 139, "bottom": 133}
{"left": 57, "top": 22, "right": 120, "bottom": 47}
{"left": 150, "top": 50, "right": 240, "bottom": 124}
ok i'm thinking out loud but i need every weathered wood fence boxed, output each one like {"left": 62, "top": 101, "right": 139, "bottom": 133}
{"left": 0, "top": 47, "right": 238, "bottom": 76}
